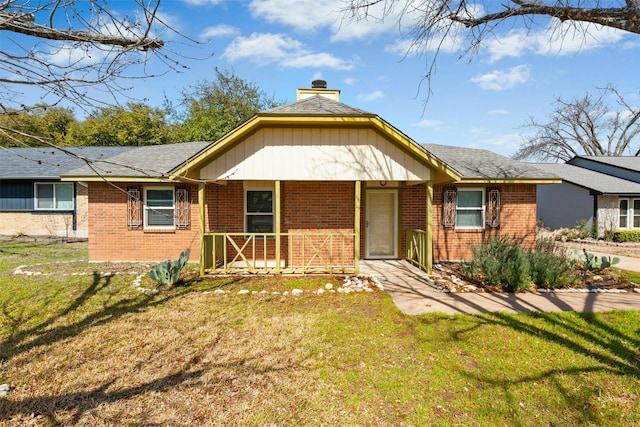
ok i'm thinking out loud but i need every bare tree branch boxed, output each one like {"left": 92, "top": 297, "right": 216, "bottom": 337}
{"left": 344, "top": 1, "right": 640, "bottom": 98}
{"left": 514, "top": 86, "right": 640, "bottom": 162}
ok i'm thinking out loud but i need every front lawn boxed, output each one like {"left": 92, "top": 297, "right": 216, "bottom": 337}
{"left": 0, "top": 239, "right": 639, "bottom": 426}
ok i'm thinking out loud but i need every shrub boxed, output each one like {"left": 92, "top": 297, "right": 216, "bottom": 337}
{"left": 464, "top": 236, "right": 531, "bottom": 292}
{"left": 612, "top": 230, "right": 640, "bottom": 243}
{"left": 529, "top": 237, "right": 575, "bottom": 289}
{"left": 464, "top": 236, "right": 577, "bottom": 291}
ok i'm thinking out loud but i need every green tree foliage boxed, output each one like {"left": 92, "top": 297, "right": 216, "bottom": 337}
{"left": 73, "top": 103, "right": 171, "bottom": 146}
{"left": 171, "top": 68, "right": 281, "bottom": 142}
{"left": 0, "top": 106, "right": 78, "bottom": 147}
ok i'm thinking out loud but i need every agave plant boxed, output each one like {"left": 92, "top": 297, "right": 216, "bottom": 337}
{"left": 149, "top": 248, "right": 191, "bottom": 286}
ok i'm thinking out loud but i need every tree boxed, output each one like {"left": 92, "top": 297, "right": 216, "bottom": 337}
{"left": 73, "top": 103, "right": 171, "bottom": 146}
{"left": 170, "top": 68, "right": 281, "bottom": 142}
{"left": 0, "top": 0, "right": 176, "bottom": 147}
{"left": 0, "top": 106, "right": 78, "bottom": 147}
{"left": 513, "top": 86, "right": 640, "bottom": 162}
{"left": 345, "top": 1, "right": 640, "bottom": 91}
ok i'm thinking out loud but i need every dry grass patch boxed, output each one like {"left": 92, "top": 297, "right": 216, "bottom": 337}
{"left": 1, "top": 240, "right": 640, "bottom": 426}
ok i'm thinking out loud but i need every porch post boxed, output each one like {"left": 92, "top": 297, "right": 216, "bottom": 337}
{"left": 426, "top": 181, "right": 433, "bottom": 274}
{"left": 275, "top": 180, "right": 281, "bottom": 274}
{"left": 354, "top": 180, "right": 361, "bottom": 275}
{"left": 199, "top": 182, "right": 205, "bottom": 276}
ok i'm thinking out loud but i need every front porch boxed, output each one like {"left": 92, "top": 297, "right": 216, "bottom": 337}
{"left": 199, "top": 228, "right": 431, "bottom": 275}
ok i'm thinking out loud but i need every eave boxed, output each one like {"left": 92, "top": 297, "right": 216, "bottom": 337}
{"left": 457, "top": 178, "right": 562, "bottom": 185}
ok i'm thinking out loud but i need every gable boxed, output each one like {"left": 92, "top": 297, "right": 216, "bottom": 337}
{"left": 198, "top": 126, "right": 434, "bottom": 181}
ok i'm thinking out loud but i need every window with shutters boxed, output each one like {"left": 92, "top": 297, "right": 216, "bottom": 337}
{"left": 443, "top": 187, "right": 495, "bottom": 230}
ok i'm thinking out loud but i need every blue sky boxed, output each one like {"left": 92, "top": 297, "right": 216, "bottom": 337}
{"left": 15, "top": 1, "right": 640, "bottom": 157}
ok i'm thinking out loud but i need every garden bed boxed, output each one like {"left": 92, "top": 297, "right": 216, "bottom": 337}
{"left": 426, "top": 262, "right": 640, "bottom": 294}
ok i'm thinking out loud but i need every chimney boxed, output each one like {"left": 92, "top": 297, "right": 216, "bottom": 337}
{"left": 297, "top": 80, "right": 340, "bottom": 101}
{"left": 312, "top": 79, "right": 327, "bottom": 89}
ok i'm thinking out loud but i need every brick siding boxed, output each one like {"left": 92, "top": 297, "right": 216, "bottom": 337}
{"left": 431, "top": 183, "right": 537, "bottom": 261}
{"left": 87, "top": 180, "right": 537, "bottom": 265}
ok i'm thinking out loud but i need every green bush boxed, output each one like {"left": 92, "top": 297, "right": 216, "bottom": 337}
{"left": 464, "top": 236, "right": 531, "bottom": 292}
{"left": 529, "top": 237, "right": 575, "bottom": 289}
{"left": 612, "top": 230, "right": 640, "bottom": 243}
{"left": 464, "top": 236, "right": 576, "bottom": 291}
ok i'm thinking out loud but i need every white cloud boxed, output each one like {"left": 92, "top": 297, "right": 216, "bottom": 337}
{"left": 200, "top": 24, "right": 239, "bottom": 39}
{"left": 250, "top": 0, "right": 399, "bottom": 42}
{"left": 222, "top": 33, "right": 355, "bottom": 70}
{"left": 282, "top": 53, "right": 355, "bottom": 70}
{"left": 250, "top": 0, "right": 340, "bottom": 32}
{"left": 469, "top": 65, "right": 531, "bottom": 91}
{"left": 344, "top": 77, "right": 356, "bottom": 85}
{"left": 182, "top": 0, "right": 224, "bottom": 5}
{"left": 413, "top": 119, "right": 443, "bottom": 128}
{"left": 223, "top": 33, "right": 300, "bottom": 63}
{"left": 488, "top": 109, "right": 509, "bottom": 115}
{"left": 47, "top": 44, "right": 109, "bottom": 67}
{"left": 485, "top": 19, "right": 626, "bottom": 62}
{"left": 358, "top": 91, "right": 384, "bottom": 102}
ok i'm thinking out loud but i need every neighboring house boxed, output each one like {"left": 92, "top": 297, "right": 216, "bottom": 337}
{"left": 63, "top": 81, "right": 558, "bottom": 274}
{"left": 535, "top": 157, "right": 640, "bottom": 236}
{"left": 0, "top": 146, "right": 133, "bottom": 238}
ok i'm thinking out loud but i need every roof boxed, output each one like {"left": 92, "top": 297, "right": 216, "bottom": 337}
{"left": 569, "top": 155, "right": 640, "bottom": 171}
{"left": 263, "top": 95, "right": 374, "bottom": 116}
{"left": 0, "top": 146, "right": 135, "bottom": 179}
{"left": 531, "top": 163, "right": 640, "bottom": 194}
{"left": 63, "top": 141, "right": 211, "bottom": 180}
{"left": 424, "top": 144, "right": 559, "bottom": 182}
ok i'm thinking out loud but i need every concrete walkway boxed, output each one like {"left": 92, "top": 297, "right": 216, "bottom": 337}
{"left": 359, "top": 260, "right": 640, "bottom": 315}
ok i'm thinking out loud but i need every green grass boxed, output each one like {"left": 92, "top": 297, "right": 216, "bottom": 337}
{"left": 0, "top": 239, "right": 639, "bottom": 426}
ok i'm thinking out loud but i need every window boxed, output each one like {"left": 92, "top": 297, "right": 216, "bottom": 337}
{"left": 35, "top": 182, "right": 74, "bottom": 210}
{"left": 456, "top": 189, "right": 485, "bottom": 228}
{"left": 144, "top": 187, "right": 175, "bottom": 229}
{"left": 443, "top": 187, "right": 490, "bottom": 229}
{"left": 245, "top": 188, "right": 274, "bottom": 234}
{"left": 619, "top": 198, "right": 640, "bottom": 229}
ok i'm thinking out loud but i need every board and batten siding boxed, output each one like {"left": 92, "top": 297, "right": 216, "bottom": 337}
{"left": 199, "top": 127, "right": 433, "bottom": 181}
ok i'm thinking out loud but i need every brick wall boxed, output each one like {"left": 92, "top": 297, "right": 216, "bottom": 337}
{"left": 88, "top": 182, "right": 200, "bottom": 261}
{"left": 431, "top": 183, "right": 537, "bottom": 261}
{"left": 87, "top": 180, "right": 537, "bottom": 265}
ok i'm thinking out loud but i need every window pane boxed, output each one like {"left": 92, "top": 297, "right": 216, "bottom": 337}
{"left": 247, "top": 191, "right": 273, "bottom": 213}
{"left": 147, "top": 208, "right": 174, "bottom": 226}
{"left": 247, "top": 215, "right": 273, "bottom": 233}
{"left": 634, "top": 200, "right": 640, "bottom": 228}
{"left": 620, "top": 199, "right": 629, "bottom": 228}
{"left": 146, "top": 189, "right": 174, "bottom": 207}
{"left": 457, "top": 190, "right": 482, "bottom": 208}
{"left": 456, "top": 211, "right": 483, "bottom": 227}
{"left": 55, "top": 184, "right": 74, "bottom": 209}
{"left": 37, "top": 184, "right": 54, "bottom": 209}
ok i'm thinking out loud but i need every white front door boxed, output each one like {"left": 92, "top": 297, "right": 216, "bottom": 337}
{"left": 366, "top": 190, "right": 398, "bottom": 259}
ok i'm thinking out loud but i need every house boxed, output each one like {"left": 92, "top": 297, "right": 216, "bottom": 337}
{"left": 0, "top": 146, "right": 134, "bottom": 238}
{"left": 535, "top": 157, "right": 640, "bottom": 236}
{"left": 62, "top": 81, "right": 558, "bottom": 274}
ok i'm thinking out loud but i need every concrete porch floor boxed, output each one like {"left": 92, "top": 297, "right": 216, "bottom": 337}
{"left": 359, "top": 260, "right": 640, "bottom": 315}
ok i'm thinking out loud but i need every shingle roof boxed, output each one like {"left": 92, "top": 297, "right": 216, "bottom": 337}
{"left": 424, "top": 144, "right": 557, "bottom": 180}
{"left": 531, "top": 163, "right": 640, "bottom": 194}
{"left": 64, "top": 141, "right": 211, "bottom": 178}
{"left": 0, "top": 146, "right": 135, "bottom": 179}
{"left": 569, "top": 156, "right": 640, "bottom": 171}
{"left": 263, "top": 95, "right": 374, "bottom": 116}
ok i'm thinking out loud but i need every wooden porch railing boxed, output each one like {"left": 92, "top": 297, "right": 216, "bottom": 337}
{"left": 406, "top": 228, "right": 429, "bottom": 272}
{"left": 202, "top": 232, "right": 356, "bottom": 274}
